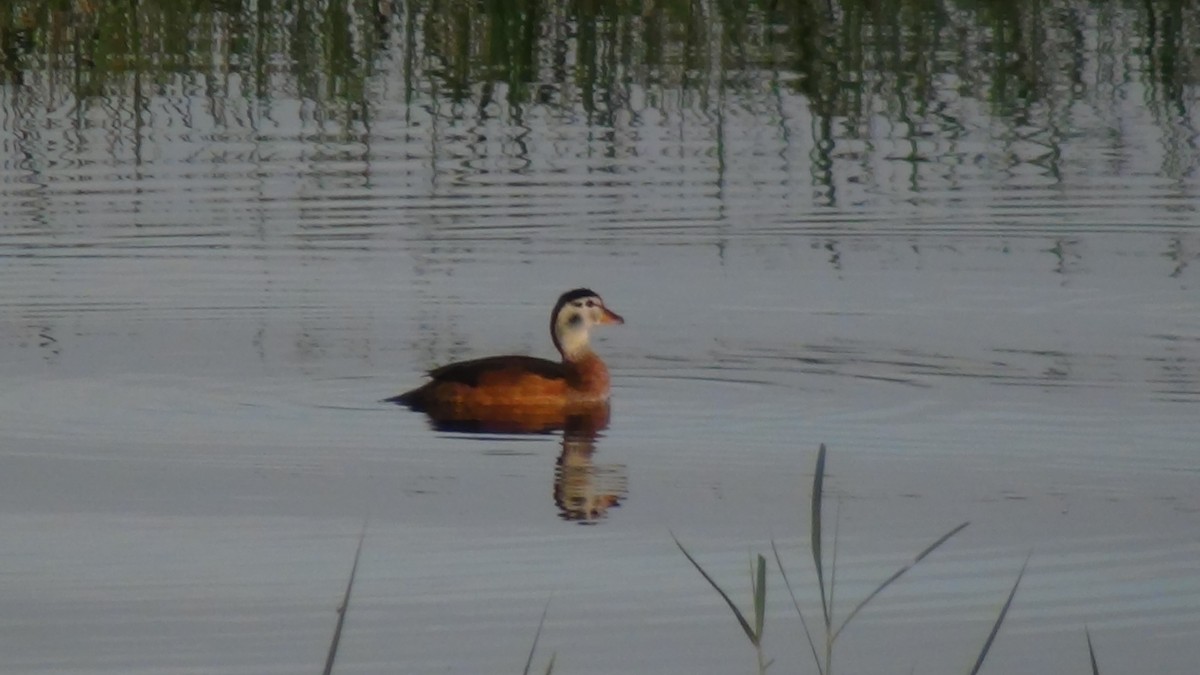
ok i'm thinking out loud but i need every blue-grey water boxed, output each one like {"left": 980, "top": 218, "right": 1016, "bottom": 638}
{"left": 2, "top": 2, "right": 1200, "bottom": 673}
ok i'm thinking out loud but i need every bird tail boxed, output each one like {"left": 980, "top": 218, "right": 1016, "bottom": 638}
{"left": 384, "top": 386, "right": 423, "bottom": 408}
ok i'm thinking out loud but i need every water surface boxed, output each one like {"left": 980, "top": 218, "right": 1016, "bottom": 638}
{"left": 2, "top": 1, "right": 1199, "bottom": 673}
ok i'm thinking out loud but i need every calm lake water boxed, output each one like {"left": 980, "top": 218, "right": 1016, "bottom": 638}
{"left": 2, "top": 1, "right": 1199, "bottom": 673}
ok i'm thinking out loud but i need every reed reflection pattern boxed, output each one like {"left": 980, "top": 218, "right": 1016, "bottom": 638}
{"left": 3, "top": 0, "right": 1197, "bottom": 204}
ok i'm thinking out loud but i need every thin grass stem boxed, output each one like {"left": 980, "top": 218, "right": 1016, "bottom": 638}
{"left": 968, "top": 551, "right": 1032, "bottom": 675}
{"left": 522, "top": 596, "right": 553, "bottom": 675}
{"left": 829, "top": 498, "right": 841, "bottom": 630}
{"left": 672, "top": 531, "right": 758, "bottom": 646}
{"left": 770, "top": 540, "right": 823, "bottom": 675}
{"left": 1085, "top": 625, "right": 1100, "bottom": 675}
{"left": 323, "top": 521, "right": 367, "bottom": 675}
{"left": 753, "top": 554, "right": 768, "bottom": 674}
{"left": 810, "top": 444, "right": 830, "bottom": 630}
{"left": 753, "top": 554, "right": 767, "bottom": 642}
{"left": 831, "top": 521, "right": 969, "bottom": 642}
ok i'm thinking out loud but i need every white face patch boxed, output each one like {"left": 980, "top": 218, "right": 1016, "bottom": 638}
{"left": 567, "top": 297, "right": 604, "bottom": 324}
{"left": 555, "top": 296, "right": 605, "bottom": 357}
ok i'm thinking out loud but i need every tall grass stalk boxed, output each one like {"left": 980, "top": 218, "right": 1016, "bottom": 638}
{"left": 1085, "top": 626, "right": 1101, "bottom": 675}
{"left": 967, "top": 551, "right": 1031, "bottom": 675}
{"left": 778, "top": 444, "right": 970, "bottom": 675}
{"left": 810, "top": 444, "right": 829, "bottom": 630}
{"left": 672, "top": 533, "right": 771, "bottom": 674}
{"left": 674, "top": 443, "right": 972, "bottom": 674}
{"left": 522, "top": 596, "right": 557, "bottom": 675}
{"left": 677, "top": 444, "right": 1041, "bottom": 674}
{"left": 323, "top": 523, "right": 367, "bottom": 675}
{"left": 770, "top": 539, "right": 822, "bottom": 675}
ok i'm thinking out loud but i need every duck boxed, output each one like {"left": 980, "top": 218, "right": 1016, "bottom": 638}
{"left": 389, "top": 288, "right": 624, "bottom": 416}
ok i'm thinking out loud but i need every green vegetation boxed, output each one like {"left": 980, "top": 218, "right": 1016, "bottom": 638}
{"left": 321, "top": 522, "right": 559, "bottom": 675}
{"left": 318, "top": 444, "right": 1096, "bottom": 674}
{"left": 672, "top": 534, "right": 771, "bottom": 673}
{"left": 674, "top": 444, "right": 1033, "bottom": 674}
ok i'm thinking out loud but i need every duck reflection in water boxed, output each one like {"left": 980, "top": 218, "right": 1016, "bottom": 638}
{"left": 389, "top": 289, "right": 628, "bottom": 522}
{"left": 553, "top": 406, "right": 627, "bottom": 523}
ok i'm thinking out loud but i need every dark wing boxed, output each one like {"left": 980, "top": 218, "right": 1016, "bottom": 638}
{"left": 386, "top": 355, "right": 568, "bottom": 409}
{"left": 426, "top": 355, "right": 566, "bottom": 386}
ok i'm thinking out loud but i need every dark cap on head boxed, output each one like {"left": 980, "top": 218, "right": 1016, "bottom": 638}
{"left": 556, "top": 288, "right": 598, "bottom": 306}
{"left": 552, "top": 288, "right": 599, "bottom": 323}
{"left": 550, "top": 288, "right": 601, "bottom": 354}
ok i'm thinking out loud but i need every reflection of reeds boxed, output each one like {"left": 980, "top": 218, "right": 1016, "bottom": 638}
{"left": 675, "top": 443, "right": 1032, "bottom": 675}
{"left": 3, "top": 1, "right": 1195, "bottom": 208}
{"left": 2, "top": 1, "right": 1194, "bottom": 125}
{"left": 1, "top": 0, "right": 383, "bottom": 122}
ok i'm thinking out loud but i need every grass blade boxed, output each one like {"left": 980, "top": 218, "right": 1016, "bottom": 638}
{"left": 832, "top": 520, "right": 969, "bottom": 641}
{"left": 811, "top": 444, "right": 830, "bottom": 629}
{"left": 753, "top": 554, "right": 767, "bottom": 641}
{"left": 770, "top": 540, "right": 823, "bottom": 675}
{"left": 672, "top": 531, "right": 758, "bottom": 646}
{"left": 1085, "top": 625, "right": 1100, "bottom": 675}
{"left": 323, "top": 522, "right": 367, "bottom": 675}
{"left": 968, "top": 551, "right": 1032, "bottom": 675}
{"left": 828, "top": 499, "right": 841, "bottom": 628}
{"left": 522, "top": 596, "right": 553, "bottom": 675}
